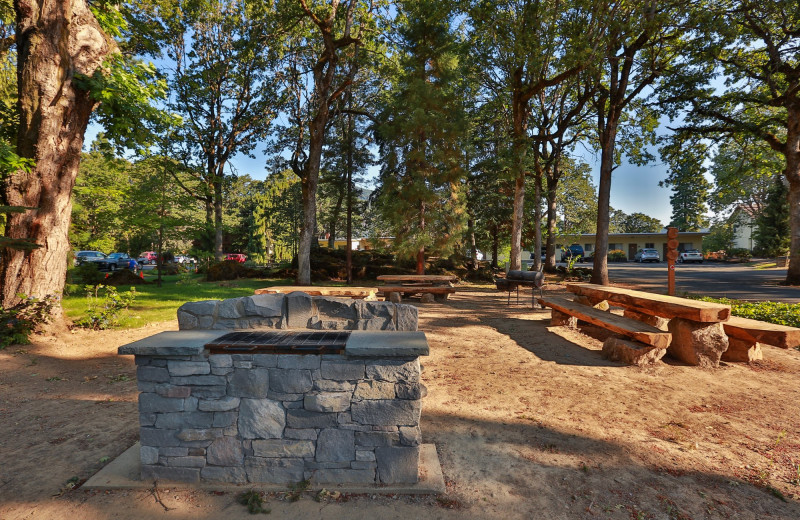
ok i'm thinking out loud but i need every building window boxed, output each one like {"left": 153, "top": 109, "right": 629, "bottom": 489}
{"left": 584, "top": 244, "right": 593, "bottom": 252}
{"left": 679, "top": 242, "right": 693, "bottom": 251}
{"left": 645, "top": 242, "right": 654, "bottom": 248}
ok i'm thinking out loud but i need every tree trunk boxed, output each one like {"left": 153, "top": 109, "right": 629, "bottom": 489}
{"left": 2, "top": 0, "right": 112, "bottom": 309}
{"left": 345, "top": 108, "right": 354, "bottom": 284}
{"left": 545, "top": 172, "right": 559, "bottom": 272}
{"left": 213, "top": 177, "right": 224, "bottom": 261}
{"left": 784, "top": 118, "right": 800, "bottom": 284}
{"left": 491, "top": 224, "right": 499, "bottom": 269}
{"left": 591, "top": 129, "right": 616, "bottom": 285}
{"left": 532, "top": 169, "right": 543, "bottom": 272}
{"left": 468, "top": 217, "right": 478, "bottom": 269}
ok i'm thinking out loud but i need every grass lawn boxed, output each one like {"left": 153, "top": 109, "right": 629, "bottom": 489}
{"left": 62, "top": 273, "right": 294, "bottom": 328}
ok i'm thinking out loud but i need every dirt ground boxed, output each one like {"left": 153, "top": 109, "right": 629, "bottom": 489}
{"left": 2, "top": 286, "right": 800, "bottom": 519}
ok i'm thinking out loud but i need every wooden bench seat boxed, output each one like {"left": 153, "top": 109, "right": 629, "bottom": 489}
{"left": 539, "top": 296, "right": 672, "bottom": 349}
{"left": 255, "top": 286, "right": 379, "bottom": 300}
{"left": 378, "top": 286, "right": 456, "bottom": 296}
{"left": 723, "top": 316, "right": 800, "bottom": 349}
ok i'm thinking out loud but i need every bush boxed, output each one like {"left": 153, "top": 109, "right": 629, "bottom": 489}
{"left": 727, "top": 248, "right": 752, "bottom": 261}
{"left": 206, "top": 260, "right": 263, "bottom": 281}
{"left": 696, "top": 296, "right": 800, "bottom": 328}
{"left": 0, "top": 294, "right": 57, "bottom": 348}
{"left": 74, "top": 285, "right": 136, "bottom": 330}
{"left": 70, "top": 263, "right": 105, "bottom": 285}
{"left": 608, "top": 249, "right": 627, "bottom": 262}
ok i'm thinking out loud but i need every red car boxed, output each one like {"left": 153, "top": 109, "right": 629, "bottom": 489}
{"left": 225, "top": 253, "right": 247, "bottom": 263}
{"left": 137, "top": 251, "right": 158, "bottom": 264}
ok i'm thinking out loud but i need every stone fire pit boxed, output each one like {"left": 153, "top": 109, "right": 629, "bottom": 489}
{"left": 117, "top": 292, "right": 432, "bottom": 487}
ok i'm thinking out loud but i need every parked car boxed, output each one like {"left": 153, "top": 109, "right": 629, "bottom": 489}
{"left": 225, "top": 253, "right": 247, "bottom": 263}
{"left": 678, "top": 249, "right": 704, "bottom": 264}
{"left": 75, "top": 250, "right": 106, "bottom": 267}
{"left": 562, "top": 244, "right": 584, "bottom": 263}
{"left": 634, "top": 248, "right": 661, "bottom": 263}
{"left": 106, "top": 253, "right": 136, "bottom": 270}
{"left": 138, "top": 251, "right": 158, "bottom": 265}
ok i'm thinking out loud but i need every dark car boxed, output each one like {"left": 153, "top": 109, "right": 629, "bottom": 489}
{"left": 563, "top": 244, "right": 584, "bottom": 263}
{"left": 75, "top": 250, "right": 112, "bottom": 270}
{"left": 107, "top": 253, "right": 135, "bottom": 270}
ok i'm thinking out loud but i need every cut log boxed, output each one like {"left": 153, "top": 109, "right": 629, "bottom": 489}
{"left": 377, "top": 286, "right": 456, "bottom": 295}
{"left": 255, "top": 286, "right": 378, "bottom": 300}
{"left": 566, "top": 283, "right": 730, "bottom": 322}
{"left": 722, "top": 316, "right": 800, "bottom": 349}
{"left": 539, "top": 296, "right": 672, "bottom": 349}
{"left": 377, "top": 275, "right": 457, "bottom": 283}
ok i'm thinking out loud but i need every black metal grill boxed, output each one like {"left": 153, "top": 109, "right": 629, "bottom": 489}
{"left": 495, "top": 269, "right": 545, "bottom": 307}
{"left": 205, "top": 331, "right": 350, "bottom": 355}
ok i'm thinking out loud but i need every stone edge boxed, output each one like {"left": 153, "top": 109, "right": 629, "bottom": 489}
{"left": 83, "top": 442, "right": 445, "bottom": 495}
{"left": 117, "top": 331, "right": 226, "bottom": 356}
{"left": 345, "top": 331, "right": 429, "bottom": 357}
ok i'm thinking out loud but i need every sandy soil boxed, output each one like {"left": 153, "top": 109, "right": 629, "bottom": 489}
{"left": 2, "top": 286, "right": 800, "bottom": 519}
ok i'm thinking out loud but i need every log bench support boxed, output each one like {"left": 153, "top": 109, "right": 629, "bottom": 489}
{"left": 379, "top": 286, "right": 456, "bottom": 303}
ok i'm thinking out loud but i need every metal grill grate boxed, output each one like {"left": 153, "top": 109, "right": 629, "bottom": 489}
{"left": 205, "top": 331, "right": 350, "bottom": 355}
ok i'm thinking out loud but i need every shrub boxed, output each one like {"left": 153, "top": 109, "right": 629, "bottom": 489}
{"left": 70, "top": 263, "right": 105, "bottom": 285}
{"left": 608, "top": 249, "right": 627, "bottom": 262}
{"left": 74, "top": 285, "right": 136, "bottom": 330}
{"left": 696, "top": 296, "right": 800, "bottom": 328}
{"left": 0, "top": 294, "right": 57, "bottom": 348}
{"left": 727, "top": 248, "right": 752, "bottom": 261}
{"left": 206, "top": 260, "right": 262, "bottom": 281}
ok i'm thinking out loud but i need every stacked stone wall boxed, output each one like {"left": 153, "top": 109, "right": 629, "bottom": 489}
{"left": 177, "top": 292, "right": 418, "bottom": 332}
{"left": 135, "top": 352, "right": 425, "bottom": 485}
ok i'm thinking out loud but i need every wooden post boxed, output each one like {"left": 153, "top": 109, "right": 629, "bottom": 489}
{"left": 666, "top": 227, "right": 679, "bottom": 295}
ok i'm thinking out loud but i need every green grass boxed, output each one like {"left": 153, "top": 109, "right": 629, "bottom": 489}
{"left": 62, "top": 273, "right": 294, "bottom": 329}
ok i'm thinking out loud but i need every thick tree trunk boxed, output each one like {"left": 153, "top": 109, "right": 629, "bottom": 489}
{"left": 491, "top": 224, "right": 499, "bottom": 269}
{"left": 345, "top": 109, "right": 353, "bottom": 284}
{"left": 298, "top": 113, "right": 327, "bottom": 285}
{"left": 545, "top": 173, "right": 559, "bottom": 272}
{"left": 328, "top": 190, "right": 344, "bottom": 249}
{"left": 784, "top": 118, "right": 800, "bottom": 284}
{"left": 468, "top": 217, "right": 478, "bottom": 269}
{"left": 213, "top": 178, "right": 224, "bottom": 261}
{"left": 532, "top": 171, "right": 543, "bottom": 272}
{"left": 509, "top": 173, "right": 525, "bottom": 271}
{"left": 2, "top": 0, "right": 112, "bottom": 309}
{"left": 591, "top": 129, "right": 616, "bottom": 285}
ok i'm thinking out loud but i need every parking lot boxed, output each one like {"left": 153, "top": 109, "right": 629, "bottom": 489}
{"left": 604, "top": 261, "right": 800, "bottom": 303}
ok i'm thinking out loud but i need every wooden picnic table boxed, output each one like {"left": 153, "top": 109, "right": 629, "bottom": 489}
{"left": 376, "top": 274, "right": 458, "bottom": 302}
{"left": 254, "top": 286, "right": 379, "bottom": 300}
{"left": 376, "top": 274, "right": 457, "bottom": 285}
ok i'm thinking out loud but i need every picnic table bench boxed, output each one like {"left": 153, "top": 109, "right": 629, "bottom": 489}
{"left": 254, "top": 286, "right": 379, "bottom": 300}
{"left": 376, "top": 274, "right": 457, "bottom": 302}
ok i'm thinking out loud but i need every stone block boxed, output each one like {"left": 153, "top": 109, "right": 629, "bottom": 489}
{"left": 551, "top": 309, "right": 577, "bottom": 327}
{"left": 314, "top": 297, "right": 357, "bottom": 319}
{"left": 314, "top": 468, "right": 375, "bottom": 484}
{"left": 395, "top": 382, "right": 427, "bottom": 400}
{"left": 304, "top": 392, "right": 351, "bottom": 413}
{"left": 155, "top": 385, "right": 192, "bottom": 398}
{"left": 601, "top": 337, "right": 667, "bottom": 366}
{"left": 269, "top": 369, "right": 313, "bottom": 393}
{"left": 420, "top": 293, "right": 435, "bottom": 304}
{"left": 213, "top": 412, "right": 237, "bottom": 428}
{"left": 354, "top": 381, "right": 396, "bottom": 400}
{"left": 211, "top": 366, "right": 233, "bottom": 376}
{"left": 667, "top": 319, "right": 729, "bottom": 367}
{"left": 139, "top": 413, "right": 156, "bottom": 426}
{"left": 286, "top": 409, "right": 339, "bottom": 429}
{"left": 185, "top": 396, "right": 199, "bottom": 411}
{"left": 623, "top": 309, "right": 670, "bottom": 331}
{"left": 155, "top": 412, "right": 214, "bottom": 430}
{"left": 159, "top": 447, "right": 189, "bottom": 457}
{"left": 228, "top": 368, "right": 270, "bottom": 398}
{"left": 351, "top": 461, "right": 376, "bottom": 470}
{"left": 376, "top": 446, "right": 419, "bottom": 483}
{"left": 212, "top": 319, "right": 238, "bottom": 330}
{"left": 316, "top": 428, "right": 354, "bottom": 462}
{"left": 139, "top": 393, "right": 185, "bottom": 413}
{"left": 284, "top": 428, "right": 318, "bottom": 440}
{"left": 351, "top": 400, "right": 421, "bottom": 426}
{"left": 198, "top": 396, "right": 240, "bottom": 412}
{"left": 177, "top": 429, "right": 222, "bottom": 442}
{"left": 170, "top": 375, "right": 227, "bottom": 386}
{"left": 357, "top": 317, "right": 395, "bottom": 330}
{"left": 163, "top": 456, "right": 206, "bottom": 468}
{"left": 389, "top": 292, "right": 402, "bottom": 303}
{"left": 217, "top": 298, "right": 244, "bottom": 319}
{"left": 721, "top": 337, "right": 764, "bottom": 363}
{"left": 137, "top": 381, "right": 156, "bottom": 393}
{"left": 179, "top": 300, "right": 218, "bottom": 317}
{"left": 209, "top": 355, "right": 232, "bottom": 368}
{"left": 305, "top": 461, "right": 351, "bottom": 470}
{"left": 399, "top": 426, "right": 421, "bottom": 446}
{"left": 314, "top": 379, "right": 355, "bottom": 392}
{"left": 167, "top": 360, "right": 210, "bottom": 377}
{"left": 185, "top": 386, "right": 227, "bottom": 399}
{"left": 252, "top": 354, "right": 278, "bottom": 367}
{"left": 198, "top": 316, "right": 214, "bottom": 329}
{"left": 137, "top": 366, "right": 170, "bottom": 383}
{"left": 356, "top": 450, "right": 376, "bottom": 462}
{"left": 252, "top": 439, "right": 315, "bottom": 458}
{"left": 201, "top": 466, "right": 247, "bottom": 483}
{"left": 320, "top": 359, "right": 365, "bottom": 380}
{"left": 267, "top": 391, "right": 304, "bottom": 401}
{"left": 203, "top": 436, "right": 242, "bottom": 466}
{"left": 286, "top": 292, "right": 314, "bottom": 328}
{"left": 346, "top": 332, "right": 428, "bottom": 357}
{"left": 141, "top": 465, "right": 200, "bottom": 483}
{"left": 233, "top": 361, "right": 252, "bottom": 369}
{"left": 366, "top": 359, "right": 420, "bottom": 382}
{"left": 177, "top": 311, "right": 198, "bottom": 330}
{"left": 394, "top": 304, "right": 418, "bottom": 331}
{"left": 244, "top": 294, "right": 284, "bottom": 317}
{"left": 140, "top": 428, "right": 181, "bottom": 447}
{"left": 238, "top": 399, "right": 286, "bottom": 439}
{"left": 355, "top": 431, "right": 400, "bottom": 447}
{"left": 245, "top": 457, "right": 304, "bottom": 483}
{"left": 277, "top": 355, "right": 321, "bottom": 370}
{"left": 283, "top": 400, "right": 304, "bottom": 409}
{"left": 140, "top": 445, "right": 159, "bottom": 465}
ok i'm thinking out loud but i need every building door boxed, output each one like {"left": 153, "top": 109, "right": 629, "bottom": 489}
{"left": 628, "top": 243, "right": 638, "bottom": 261}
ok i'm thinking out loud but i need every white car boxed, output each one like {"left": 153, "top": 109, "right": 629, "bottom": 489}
{"left": 678, "top": 249, "right": 704, "bottom": 263}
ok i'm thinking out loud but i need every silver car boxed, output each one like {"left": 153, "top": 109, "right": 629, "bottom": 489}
{"left": 634, "top": 248, "right": 660, "bottom": 263}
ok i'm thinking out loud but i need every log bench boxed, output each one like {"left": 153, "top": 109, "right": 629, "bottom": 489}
{"left": 378, "top": 285, "right": 456, "bottom": 302}
{"left": 254, "top": 286, "right": 379, "bottom": 300}
{"left": 720, "top": 316, "right": 800, "bottom": 362}
{"left": 376, "top": 274, "right": 458, "bottom": 303}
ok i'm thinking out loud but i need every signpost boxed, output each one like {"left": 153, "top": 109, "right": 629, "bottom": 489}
{"left": 666, "top": 227, "right": 679, "bottom": 295}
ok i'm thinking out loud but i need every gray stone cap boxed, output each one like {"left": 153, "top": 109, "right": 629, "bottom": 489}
{"left": 345, "top": 331, "right": 429, "bottom": 357}
{"left": 118, "top": 330, "right": 226, "bottom": 356}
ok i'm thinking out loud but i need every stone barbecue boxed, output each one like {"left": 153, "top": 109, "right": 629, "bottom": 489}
{"left": 118, "top": 292, "right": 429, "bottom": 486}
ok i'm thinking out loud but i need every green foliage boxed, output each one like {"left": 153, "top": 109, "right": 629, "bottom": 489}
{"left": 74, "top": 285, "right": 136, "bottom": 330}
{"left": 0, "top": 294, "right": 57, "bottom": 349}
{"left": 236, "top": 490, "right": 271, "bottom": 514}
{"left": 753, "top": 175, "right": 790, "bottom": 257}
{"left": 660, "top": 140, "right": 710, "bottom": 232}
{"left": 709, "top": 135, "right": 779, "bottom": 214}
{"left": 0, "top": 141, "right": 35, "bottom": 178}
{"left": 70, "top": 263, "right": 106, "bottom": 286}
{"left": 608, "top": 249, "right": 626, "bottom": 262}
{"left": 702, "top": 218, "right": 737, "bottom": 254}
{"left": 240, "top": 171, "right": 302, "bottom": 264}
{"left": 696, "top": 296, "right": 800, "bottom": 328}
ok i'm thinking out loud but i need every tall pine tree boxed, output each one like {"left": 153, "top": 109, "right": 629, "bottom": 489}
{"left": 753, "top": 175, "right": 790, "bottom": 257}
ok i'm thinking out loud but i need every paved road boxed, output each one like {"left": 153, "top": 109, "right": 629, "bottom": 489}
{"left": 601, "top": 262, "right": 800, "bottom": 303}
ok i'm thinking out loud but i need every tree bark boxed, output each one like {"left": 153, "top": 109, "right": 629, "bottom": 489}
{"left": 213, "top": 173, "right": 224, "bottom": 260}
{"left": 784, "top": 116, "right": 800, "bottom": 284}
{"left": 592, "top": 128, "right": 616, "bottom": 285}
{"left": 509, "top": 88, "right": 529, "bottom": 272}
{"left": 491, "top": 224, "right": 499, "bottom": 269}
{"left": 2, "top": 0, "right": 113, "bottom": 309}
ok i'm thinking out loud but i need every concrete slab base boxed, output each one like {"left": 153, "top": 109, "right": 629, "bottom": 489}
{"left": 84, "top": 442, "right": 445, "bottom": 495}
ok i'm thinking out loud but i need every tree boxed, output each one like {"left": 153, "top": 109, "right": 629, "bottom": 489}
{"left": 131, "top": 0, "right": 282, "bottom": 260}
{"left": 661, "top": 1, "right": 800, "bottom": 283}
{"left": 709, "top": 135, "right": 780, "bottom": 216}
{"left": 377, "top": 0, "right": 467, "bottom": 273}
{"left": 468, "top": 0, "right": 601, "bottom": 271}
{"left": 619, "top": 212, "right": 663, "bottom": 233}
{"left": 1, "top": 0, "right": 167, "bottom": 310}
{"left": 660, "top": 140, "right": 710, "bottom": 231}
{"left": 753, "top": 174, "right": 790, "bottom": 257}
